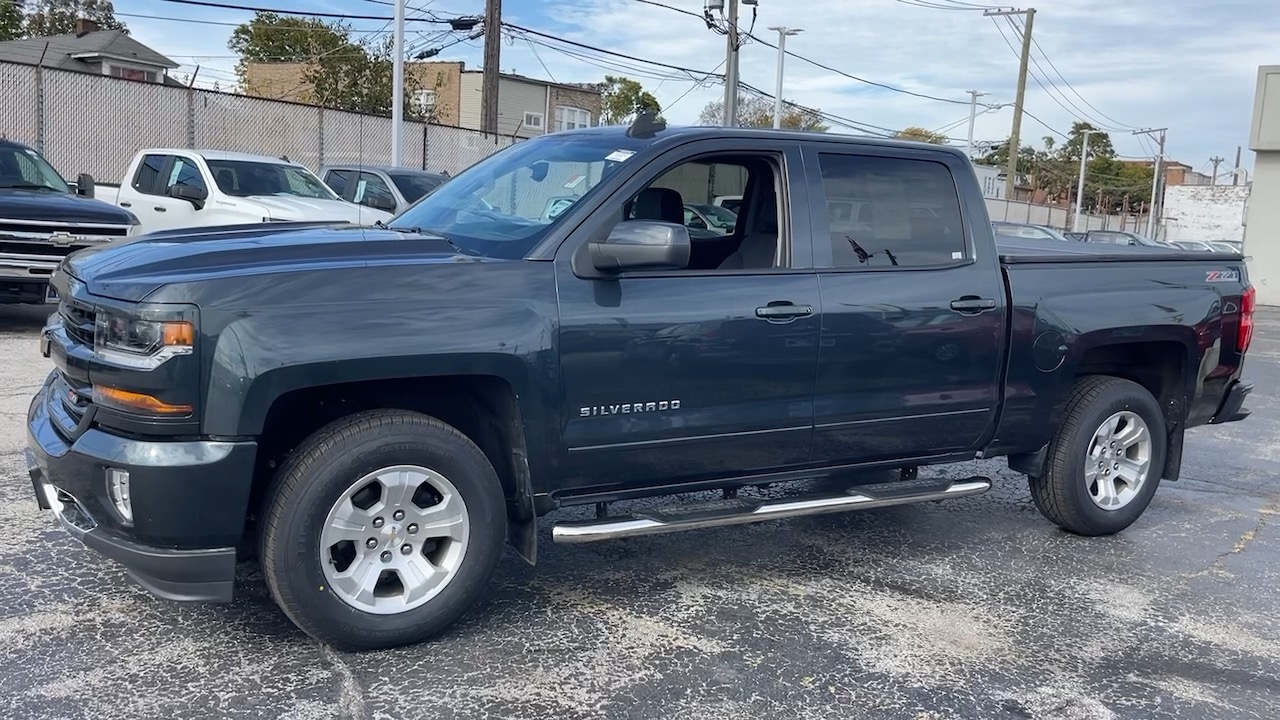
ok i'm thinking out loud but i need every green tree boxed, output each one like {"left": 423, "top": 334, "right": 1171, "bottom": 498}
{"left": 894, "top": 126, "right": 948, "bottom": 144}
{"left": 24, "top": 0, "right": 124, "bottom": 36}
{"left": 229, "top": 12, "right": 427, "bottom": 119}
{"left": 697, "top": 95, "right": 828, "bottom": 132}
{"left": 599, "top": 75, "right": 661, "bottom": 125}
{"left": 0, "top": 1, "right": 24, "bottom": 40}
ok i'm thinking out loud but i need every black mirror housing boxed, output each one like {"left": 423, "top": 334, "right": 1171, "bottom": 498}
{"left": 75, "top": 173, "right": 95, "bottom": 198}
{"left": 589, "top": 220, "right": 691, "bottom": 272}
{"left": 169, "top": 184, "right": 208, "bottom": 209}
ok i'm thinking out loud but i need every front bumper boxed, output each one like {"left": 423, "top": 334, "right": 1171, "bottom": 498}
{"left": 26, "top": 371, "right": 258, "bottom": 602}
{"left": 1210, "top": 379, "right": 1253, "bottom": 424}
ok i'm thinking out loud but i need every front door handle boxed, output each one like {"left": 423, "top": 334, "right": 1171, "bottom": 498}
{"left": 756, "top": 302, "right": 814, "bottom": 322}
{"left": 154, "top": 206, "right": 167, "bottom": 212}
{"left": 950, "top": 296, "right": 997, "bottom": 314}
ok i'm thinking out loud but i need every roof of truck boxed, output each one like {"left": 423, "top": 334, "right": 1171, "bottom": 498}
{"left": 133, "top": 148, "right": 304, "bottom": 165}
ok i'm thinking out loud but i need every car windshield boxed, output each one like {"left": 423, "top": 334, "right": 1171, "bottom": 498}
{"left": 207, "top": 159, "right": 338, "bottom": 200}
{"left": 388, "top": 172, "right": 445, "bottom": 204}
{"left": 391, "top": 132, "right": 658, "bottom": 259}
{"left": 0, "top": 145, "right": 71, "bottom": 193}
{"left": 694, "top": 203, "right": 737, "bottom": 227}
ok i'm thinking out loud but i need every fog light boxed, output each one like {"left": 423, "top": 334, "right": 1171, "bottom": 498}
{"left": 107, "top": 468, "right": 132, "bottom": 523}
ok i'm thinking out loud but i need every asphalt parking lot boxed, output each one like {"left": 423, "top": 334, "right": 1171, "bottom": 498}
{"left": 1, "top": 303, "right": 1278, "bottom": 720}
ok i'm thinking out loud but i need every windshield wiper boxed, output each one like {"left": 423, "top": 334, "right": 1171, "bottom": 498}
{"left": 384, "top": 224, "right": 463, "bottom": 251}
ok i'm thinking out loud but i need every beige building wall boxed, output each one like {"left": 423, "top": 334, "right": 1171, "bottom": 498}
{"left": 1245, "top": 66, "right": 1280, "bottom": 305}
{"left": 242, "top": 61, "right": 462, "bottom": 124}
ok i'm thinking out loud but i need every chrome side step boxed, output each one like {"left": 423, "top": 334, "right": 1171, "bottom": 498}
{"left": 551, "top": 476, "right": 992, "bottom": 544}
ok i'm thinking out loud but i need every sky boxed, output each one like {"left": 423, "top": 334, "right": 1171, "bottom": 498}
{"left": 114, "top": 0, "right": 1275, "bottom": 176}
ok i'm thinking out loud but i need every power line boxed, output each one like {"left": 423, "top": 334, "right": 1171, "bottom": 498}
{"left": 1004, "top": 16, "right": 1128, "bottom": 133}
{"left": 1025, "top": 30, "right": 1139, "bottom": 131}
{"left": 145, "top": 0, "right": 467, "bottom": 24}
{"left": 116, "top": 11, "right": 394, "bottom": 32}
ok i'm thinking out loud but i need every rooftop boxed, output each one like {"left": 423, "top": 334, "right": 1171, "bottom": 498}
{"left": 0, "top": 29, "right": 178, "bottom": 71}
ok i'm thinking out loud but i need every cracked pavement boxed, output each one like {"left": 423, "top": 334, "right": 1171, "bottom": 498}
{"left": 1, "top": 304, "right": 1278, "bottom": 720}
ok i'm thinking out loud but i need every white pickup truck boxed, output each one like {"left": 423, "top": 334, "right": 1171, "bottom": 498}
{"left": 106, "top": 149, "right": 394, "bottom": 235}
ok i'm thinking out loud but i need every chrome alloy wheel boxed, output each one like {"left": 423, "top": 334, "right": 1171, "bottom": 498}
{"left": 1084, "top": 411, "right": 1152, "bottom": 511}
{"left": 319, "top": 465, "right": 471, "bottom": 614}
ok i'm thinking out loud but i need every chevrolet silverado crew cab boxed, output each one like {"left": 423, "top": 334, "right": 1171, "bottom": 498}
{"left": 0, "top": 139, "right": 137, "bottom": 304}
{"left": 27, "top": 117, "right": 1255, "bottom": 651}
{"left": 105, "top": 149, "right": 393, "bottom": 235}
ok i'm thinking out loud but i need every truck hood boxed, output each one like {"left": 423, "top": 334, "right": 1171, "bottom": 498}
{"left": 63, "top": 222, "right": 468, "bottom": 301}
{"left": 0, "top": 189, "right": 137, "bottom": 226}
{"left": 246, "top": 196, "right": 394, "bottom": 225}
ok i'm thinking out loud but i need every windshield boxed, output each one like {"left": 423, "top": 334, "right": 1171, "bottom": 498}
{"left": 207, "top": 159, "right": 338, "bottom": 200}
{"left": 0, "top": 145, "right": 71, "bottom": 192}
{"left": 389, "top": 172, "right": 445, "bottom": 204}
{"left": 693, "top": 203, "right": 737, "bottom": 227}
{"left": 391, "top": 132, "right": 658, "bottom": 259}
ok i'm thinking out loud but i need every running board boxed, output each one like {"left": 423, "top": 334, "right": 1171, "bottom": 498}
{"left": 551, "top": 476, "right": 992, "bottom": 544}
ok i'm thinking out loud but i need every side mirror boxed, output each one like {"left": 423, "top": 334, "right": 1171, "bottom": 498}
{"left": 365, "top": 195, "right": 397, "bottom": 212}
{"left": 75, "top": 173, "right": 95, "bottom": 198}
{"left": 589, "top": 220, "right": 691, "bottom": 272}
{"left": 169, "top": 184, "right": 208, "bottom": 210}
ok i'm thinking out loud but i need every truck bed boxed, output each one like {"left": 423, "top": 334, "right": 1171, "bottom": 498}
{"left": 995, "top": 236, "right": 1245, "bottom": 264}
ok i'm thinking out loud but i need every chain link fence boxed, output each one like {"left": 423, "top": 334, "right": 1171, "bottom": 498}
{"left": 0, "top": 60, "right": 520, "bottom": 184}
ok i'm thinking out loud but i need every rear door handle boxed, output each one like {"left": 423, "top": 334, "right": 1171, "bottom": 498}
{"left": 154, "top": 206, "right": 167, "bottom": 212}
{"left": 950, "top": 296, "right": 997, "bottom": 314}
{"left": 756, "top": 302, "right": 814, "bottom": 322}
{"left": 119, "top": 201, "right": 132, "bottom": 207}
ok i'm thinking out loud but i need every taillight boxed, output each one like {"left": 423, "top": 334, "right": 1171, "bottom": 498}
{"left": 1239, "top": 285, "right": 1256, "bottom": 353}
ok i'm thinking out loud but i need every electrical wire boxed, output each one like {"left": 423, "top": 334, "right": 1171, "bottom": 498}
{"left": 1003, "top": 16, "right": 1128, "bottom": 133}
{"left": 145, "top": 0, "right": 464, "bottom": 24}
{"left": 115, "top": 11, "right": 394, "bottom": 33}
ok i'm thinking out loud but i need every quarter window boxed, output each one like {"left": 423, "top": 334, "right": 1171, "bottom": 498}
{"left": 818, "top": 153, "right": 966, "bottom": 269}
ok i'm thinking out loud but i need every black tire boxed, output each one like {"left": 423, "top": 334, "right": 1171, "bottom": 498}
{"left": 259, "top": 410, "right": 507, "bottom": 650}
{"left": 1030, "top": 376, "right": 1167, "bottom": 536}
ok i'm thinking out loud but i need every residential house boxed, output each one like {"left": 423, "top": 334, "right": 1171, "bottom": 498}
{"left": 0, "top": 19, "right": 181, "bottom": 85}
{"left": 243, "top": 60, "right": 602, "bottom": 137}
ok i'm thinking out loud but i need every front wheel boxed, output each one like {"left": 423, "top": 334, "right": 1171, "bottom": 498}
{"left": 259, "top": 410, "right": 507, "bottom": 650}
{"left": 1030, "top": 376, "right": 1167, "bottom": 536}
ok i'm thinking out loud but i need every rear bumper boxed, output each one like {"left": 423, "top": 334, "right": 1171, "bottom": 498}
{"left": 1210, "top": 379, "right": 1252, "bottom": 424}
{"left": 26, "top": 371, "right": 256, "bottom": 602}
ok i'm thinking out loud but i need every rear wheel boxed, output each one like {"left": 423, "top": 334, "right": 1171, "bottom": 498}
{"left": 259, "top": 410, "right": 507, "bottom": 650}
{"left": 1030, "top": 376, "right": 1166, "bottom": 536}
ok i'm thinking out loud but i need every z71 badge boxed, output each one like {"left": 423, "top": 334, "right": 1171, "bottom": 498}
{"left": 1206, "top": 269, "right": 1241, "bottom": 283}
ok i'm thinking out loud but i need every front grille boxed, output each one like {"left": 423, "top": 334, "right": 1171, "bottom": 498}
{"left": 0, "top": 241, "right": 94, "bottom": 257}
{"left": 0, "top": 222, "right": 130, "bottom": 238}
{"left": 59, "top": 299, "right": 95, "bottom": 347}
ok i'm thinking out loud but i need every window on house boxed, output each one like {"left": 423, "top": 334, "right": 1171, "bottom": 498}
{"left": 555, "top": 106, "right": 592, "bottom": 131}
{"left": 109, "top": 65, "right": 156, "bottom": 82}
{"left": 522, "top": 112, "right": 544, "bottom": 130}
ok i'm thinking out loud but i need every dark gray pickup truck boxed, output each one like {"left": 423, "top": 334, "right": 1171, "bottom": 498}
{"left": 27, "top": 118, "right": 1255, "bottom": 650}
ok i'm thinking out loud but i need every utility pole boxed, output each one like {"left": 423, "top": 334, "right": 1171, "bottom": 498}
{"left": 768, "top": 26, "right": 801, "bottom": 129}
{"left": 965, "top": 90, "right": 988, "bottom": 159}
{"left": 985, "top": 7, "right": 1034, "bottom": 199}
{"left": 1073, "top": 129, "right": 1098, "bottom": 232}
{"left": 1210, "top": 156, "right": 1225, "bottom": 186}
{"left": 1233, "top": 146, "right": 1242, "bottom": 186}
{"left": 722, "top": 0, "right": 741, "bottom": 127}
{"left": 390, "top": 0, "right": 406, "bottom": 166}
{"left": 481, "top": 0, "right": 502, "bottom": 135}
{"left": 1134, "top": 127, "right": 1167, "bottom": 238}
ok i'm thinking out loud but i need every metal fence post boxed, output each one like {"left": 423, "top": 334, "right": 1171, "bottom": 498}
{"left": 34, "top": 64, "right": 44, "bottom": 153}
{"left": 186, "top": 86, "right": 197, "bottom": 148}
{"left": 317, "top": 107, "right": 325, "bottom": 168}
{"left": 421, "top": 123, "right": 428, "bottom": 170}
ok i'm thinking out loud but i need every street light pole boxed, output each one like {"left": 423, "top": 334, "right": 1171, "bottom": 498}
{"left": 722, "top": 0, "right": 740, "bottom": 127}
{"left": 965, "top": 90, "right": 988, "bottom": 158}
{"left": 768, "top": 27, "right": 801, "bottom": 129}
{"left": 1073, "top": 129, "right": 1097, "bottom": 232}
{"left": 391, "top": 0, "right": 406, "bottom": 167}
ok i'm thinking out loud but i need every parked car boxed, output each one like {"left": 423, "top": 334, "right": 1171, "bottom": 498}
{"left": 991, "top": 221, "right": 1072, "bottom": 242}
{"left": 0, "top": 138, "right": 137, "bottom": 304}
{"left": 712, "top": 194, "right": 742, "bottom": 213}
{"left": 1171, "top": 240, "right": 1216, "bottom": 252}
{"left": 29, "top": 122, "right": 1255, "bottom": 651}
{"left": 683, "top": 202, "right": 738, "bottom": 234}
{"left": 104, "top": 149, "right": 393, "bottom": 235}
{"left": 321, "top": 164, "right": 450, "bottom": 215}
{"left": 1083, "top": 230, "right": 1176, "bottom": 248}
{"left": 1063, "top": 231, "right": 1087, "bottom": 241}
{"left": 1209, "top": 241, "right": 1241, "bottom": 253}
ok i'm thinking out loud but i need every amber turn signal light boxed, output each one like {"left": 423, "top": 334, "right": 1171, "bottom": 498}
{"left": 93, "top": 385, "right": 193, "bottom": 416}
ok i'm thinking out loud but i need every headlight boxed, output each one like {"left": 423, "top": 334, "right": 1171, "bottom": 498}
{"left": 94, "top": 311, "right": 194, "bottom": 369}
